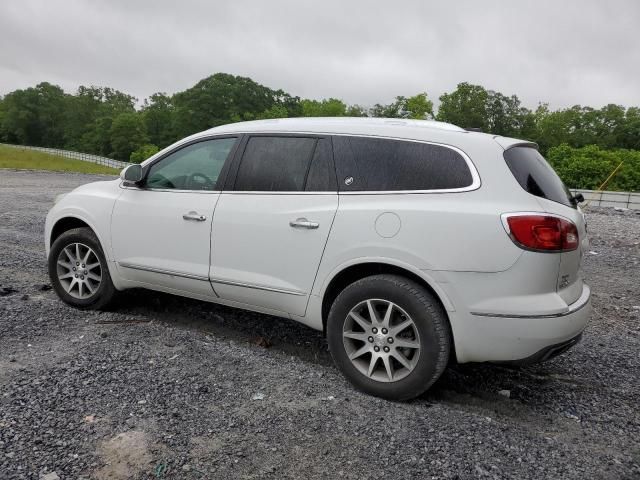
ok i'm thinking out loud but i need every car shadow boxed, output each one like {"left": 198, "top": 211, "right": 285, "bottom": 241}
{"left": 111, "top": 289, "right": 581, "bottom": 410}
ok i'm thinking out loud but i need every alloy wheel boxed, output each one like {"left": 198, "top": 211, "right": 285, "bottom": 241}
{"left": 56, "top": 242, "right": 102, "bottom": 299}
{"left": 342, "top": 299, "right": 421, "bottom": 382}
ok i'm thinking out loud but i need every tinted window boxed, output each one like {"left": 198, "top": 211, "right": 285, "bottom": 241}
{"left": 234, "top": 136, "right": 317, "bottom": 191}
{"left": 332, "top": 136, "right": 473, "bottom": 191}
{"left": 504, "top": 147, "right": 576, "bottom": 208}
{"left": 146, "top": 137, "right": 236, "bottom": 191}
{"left": 305, "top": 138, "right": 337, "bottom": 191}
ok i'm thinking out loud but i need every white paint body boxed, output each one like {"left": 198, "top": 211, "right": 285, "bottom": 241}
{"left": 45, "top": 117, "right": 591, "bottom": 363}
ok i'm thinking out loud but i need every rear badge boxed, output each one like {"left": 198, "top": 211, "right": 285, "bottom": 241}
{"left": 344, "top": 176, "right": 354, "bottom": 186}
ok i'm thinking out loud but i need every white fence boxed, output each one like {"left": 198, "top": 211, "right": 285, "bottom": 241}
{"left": 571, "top": 189, "right": 640, "bottom": 210}
{"left": 0, "top": 143, "right": 131, "bottom": 169}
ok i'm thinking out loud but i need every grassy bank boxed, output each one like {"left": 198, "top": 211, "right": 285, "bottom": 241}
{"left": 0, "top": 145, "right": 120, "bottom": 175}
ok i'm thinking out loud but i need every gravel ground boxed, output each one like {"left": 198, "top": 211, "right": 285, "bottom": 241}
{"left": 1, "top": 169, "right": 639, "bottom": 480}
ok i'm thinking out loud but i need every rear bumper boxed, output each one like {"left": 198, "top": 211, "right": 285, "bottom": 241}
{"left": 450, "top": 283, "right": 591, "bottom": 363}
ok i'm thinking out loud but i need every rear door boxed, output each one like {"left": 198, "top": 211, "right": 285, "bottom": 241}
{"left": 210, "top": 135, "right": 338, "bottom": 317}
{"left": 504, "top": 146, "right": 587, "bottom": 305}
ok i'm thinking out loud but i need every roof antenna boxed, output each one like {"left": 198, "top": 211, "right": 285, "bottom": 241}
{"left": 465, "top": 127, "right": 483, "bottom": 132}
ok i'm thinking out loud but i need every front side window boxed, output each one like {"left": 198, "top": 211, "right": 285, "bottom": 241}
{"left": 146, "top": 137, "right": 237, "bottom": 191}
{"left": 234, "top": 136, "right": 319, "bottom": 192}
{"left": 332, "top": 136, "right": 474, "bottom": 191}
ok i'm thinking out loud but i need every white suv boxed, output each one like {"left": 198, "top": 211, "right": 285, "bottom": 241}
{"left": 45, "top": 117, "right": 591, "bottom": 400}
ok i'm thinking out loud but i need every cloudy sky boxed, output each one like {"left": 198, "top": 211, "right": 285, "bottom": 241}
{"left": 1, "top": 0, "right": 639, "bottom": 110}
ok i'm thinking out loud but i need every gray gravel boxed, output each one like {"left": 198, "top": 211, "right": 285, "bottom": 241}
{"left": 1, "top": 169, "right": 639, "bottom": 480}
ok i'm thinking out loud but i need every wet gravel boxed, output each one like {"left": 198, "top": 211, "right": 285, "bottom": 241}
{"left": 1, "top": 170, "right": 639, "bottom": 480}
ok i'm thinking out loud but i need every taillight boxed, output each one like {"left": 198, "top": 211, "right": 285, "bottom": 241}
{"left": 503, "top": 214, "right": 578, "bottom": 252}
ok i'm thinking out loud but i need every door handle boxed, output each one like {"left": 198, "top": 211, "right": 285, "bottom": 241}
{"left": 183, "top": 211, "right": 207, "bottom": 222}
{"left": 289, "top": 218, "right": 319, "bottom": 229}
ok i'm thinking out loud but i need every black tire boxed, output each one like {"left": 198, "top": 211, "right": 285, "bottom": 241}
{"left": 327, "top": 274, "right": 450, "bottom": 401}
{"left": 48, "top": 227, "right": 117, "bottom": 310}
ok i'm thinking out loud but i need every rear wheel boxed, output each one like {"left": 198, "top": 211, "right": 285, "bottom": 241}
{"left": 48, "top": 227, "right": 117, "bottom": 310}
{"left": 327, "top": 274, "right": 450, "bottom": 401}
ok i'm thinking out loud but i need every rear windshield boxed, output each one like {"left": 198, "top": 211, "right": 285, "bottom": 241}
{"left": 504, "top": 146, "right": 576, "bottom": 208}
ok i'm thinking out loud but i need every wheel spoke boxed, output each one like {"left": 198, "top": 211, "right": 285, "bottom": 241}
{"left": 366, "top": 300, "right": 379, "bottom": 324}
{"left": 58, "top": 272, "right": 74, "bottom": 280}
{"left": 75, "top": 243, "right": 81, "bottom": 262}
{"left": 65, "top": 278, "right": 76, "bottom": 293}
{"left": 77, "top": 281, "right": 84, "bottom": 298}
{"left": 390, "top": 319, "right": 413, "bottom": 336}
{"left": 392, "top": 350, "right": 412, "bottom": 370}
{"left": 349, "top": 311, "right": 371, "bottom": 330}
{"left": 57, "top": 259, "right": 72, "bottom": 269}
{"left": 85, "top": 281, "right": 95, "bottom": 294}
{"left": 367, "top": 354, "right": 379, "bottom": 377}
{"left": 86, "top": 262, "right": 100, "bottom": 270}
{"left": 63, "top": 247, "right": 75, "bottom": 263}
{"left": 349, "top": 344, "right": 370, "bottom": 360}
{"left": 87, "top": 272, "right": 101, "bottom": 282}
{"left": 82, "top": 248, "right": 92, "bottom": 263}
{"left": 343, "top": 330, "right": 369, "bottom": 342}
{"left": 394, "top": 338, "right": 420, "bottom": 349}
{"left": 381, "top": 355, "right": 394, "bottom": 381}
{"left": 381, "top": 302, "right": 393, "bottom": 328}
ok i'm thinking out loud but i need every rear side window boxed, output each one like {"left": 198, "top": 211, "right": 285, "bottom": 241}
{"left": 234, "top": 136, "right": 316, "bottom": 191}
{"left": 332, "top": 136, "right": 474, "bottom": 191}
{"left": 504, "top": 147, "right": 576, "bottom": 208}
{"left": 305, "top": 138, "right": 337, "bottom": 191}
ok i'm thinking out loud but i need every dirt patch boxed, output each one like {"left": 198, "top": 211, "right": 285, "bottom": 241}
{"left": 94, "top": 431, "right": 153, "bottom": 480}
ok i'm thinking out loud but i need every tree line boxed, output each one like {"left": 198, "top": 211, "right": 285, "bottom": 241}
{"left": 0, "top": 73, "right": 638, "bottom": 190}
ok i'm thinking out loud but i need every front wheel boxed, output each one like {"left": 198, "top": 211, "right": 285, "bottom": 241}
{"left": 48, "top": 227, "right": 117, "bottom": 310}
{"left": 327, "top": 274, "right": 450, "bottom": 401}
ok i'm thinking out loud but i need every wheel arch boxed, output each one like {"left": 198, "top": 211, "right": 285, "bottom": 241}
{"left": 48, "top": 214, "right": 112, "bottom": 262}
{"left": 50, "top": 216, "right": 93, "bottom": 246}
{"left": 320, "top": 260, "right": 455, "bottom": 332}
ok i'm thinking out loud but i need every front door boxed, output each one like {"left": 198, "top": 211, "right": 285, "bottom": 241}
{"left": 210, "top": 135, "right": 338, "bottom": 316}
{"left": 111, "top": 136, "right": 238, "bottom": 297}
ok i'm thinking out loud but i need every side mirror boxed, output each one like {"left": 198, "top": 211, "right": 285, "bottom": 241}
{"left": 120, "top": 164, "right": 143, "bottom": 184}
{"left": 573, "top": 193, "right": 585, "bottom": 203}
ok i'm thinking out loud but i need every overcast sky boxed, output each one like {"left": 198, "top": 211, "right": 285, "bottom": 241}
{"left": 1, "top": 0, "right": 639, "bottom": 110}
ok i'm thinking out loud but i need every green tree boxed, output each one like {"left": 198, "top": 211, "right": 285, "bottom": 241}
{"left": 370, "top": 93, "right": 434, "bottom": 119}
{"left": 109, "top": 113, "right": 148, "bottom": 160}
{"left": 130, "top": 144, "right": 159, "bottom": 163}
{"left": 171, "top": 73, "right": 288, "bottom": 138}
{"left": 301, "top": 98, "right": 348, "bottom": 117}
{"left": 141, "top": 93, "right": 176, "bottom": 148}
{"left": 437, "top": 82, "right": 489, "bottom": 130}
{"left": 0, "top": 82, "right": 67, "bottom": 146}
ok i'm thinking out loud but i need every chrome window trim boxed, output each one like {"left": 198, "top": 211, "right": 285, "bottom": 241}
{"left": 119, "top": 183, "right": 221, "bottom": 194}
{"left": 331, "top": 133, "right": 480, "bottom": 194}
{"left": 118, "top": 262, "right": 209, "bottom": 282}
{"left": 218, "top": 131, "right": 480, "bottom": 195}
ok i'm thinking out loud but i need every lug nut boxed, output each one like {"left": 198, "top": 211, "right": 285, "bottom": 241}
{"left": 81, "top": 264, "right": 85, "bottom": 268}
{"left": 368, "top": 336, "right": 374, "bottom": 343}
{"left": 72, "top": 267, "right": 76, "bottom": 271}
{"left": 388, "top": 337, "right": 394, "bottom": 344}
{"left": 372, "top": 328, "right": 378, "bottom": 334}
{"left": 80, "top": 275, "right": 84, "bottom": 280}
{"left": 76, "top": 262, "right": 80, "bottom": 266}
{"left": 74, "top": 274, "right": 78, "bottom": 278}
{"left": 381, "top": 328, "right": 388, "bottom": 334}
{"left": 374, "top": 346, "right": 380, "bottom": 352}
{"left": 383, "top": 346, "right": 390, "bottom": 353}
